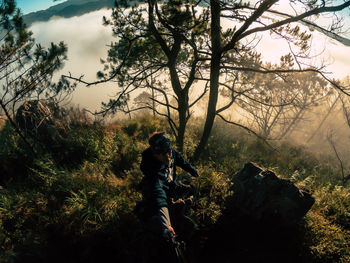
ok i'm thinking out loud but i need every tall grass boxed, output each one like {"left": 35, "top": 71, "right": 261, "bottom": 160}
{"left": 0, "top": 111, "right": 349, "bottom": 262}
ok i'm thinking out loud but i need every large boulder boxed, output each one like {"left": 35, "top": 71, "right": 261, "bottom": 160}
{"left": 228, "top": 162, "right": 315, "bottom": 227}
{"left": 15, "top": 100, "right": 65, "bottom": 143}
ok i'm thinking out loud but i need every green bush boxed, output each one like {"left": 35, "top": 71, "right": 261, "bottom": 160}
{"left": 192, "top": 165, "right": 232, "bottom": 226}
{"left": 305, "top": 210, "right": 350, "bottom": 263}
{"left": 0, "top": 122, "right": 35, "bottom": 184}
{"left": 313, "top": 186, "right": 350, "bottom": 230}
{"left": 1, "top": 112, "right": 349, "bottom": 263}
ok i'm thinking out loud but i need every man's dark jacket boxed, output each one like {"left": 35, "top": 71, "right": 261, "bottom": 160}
{"left": 140, "top": 147, "right": 197, "bottom": 209}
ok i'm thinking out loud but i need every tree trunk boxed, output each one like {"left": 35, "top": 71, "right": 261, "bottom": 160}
{"left": 193, "top": 0, "right": 221, "bottom": 161}
{"left": 152, "top": 83, "right": 156, "bottom": 118}
{"left": 169, "top": 62, "right": 188, "bottom": 153}
{"left": 177, "top": 91, "right": 188, "bottom": 153}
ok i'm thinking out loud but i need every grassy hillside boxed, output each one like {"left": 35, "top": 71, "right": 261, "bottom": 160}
{"left": 0, "top": 110, "right": 349, "bottom": 262}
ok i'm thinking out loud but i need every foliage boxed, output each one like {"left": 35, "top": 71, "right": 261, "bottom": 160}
{"left": 0, "top": 0, "right": 74, "bottom": 154}
{"left": 0, "top": 121, "right": 34, "bottom": 184}
{"left": 305, "top": 210, "right": 350, "bottom": 263}
{"left": 235, "top": 69, "right": 331, "bottom": 139}
{"left": 193, "top": 166, "right": 232, "bottom": 226}
{"left": 93, "top": 0, "right": 350, "bottom": 161}
{"left": 0, "top": 112, "right": 349, "bottom": 262}
{"left": 313, "top": 186, "right": 350, "bottom": 230}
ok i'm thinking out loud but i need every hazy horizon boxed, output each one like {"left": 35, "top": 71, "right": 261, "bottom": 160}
{"left": 27, "top": 7, "right": 350, "bottom": 113}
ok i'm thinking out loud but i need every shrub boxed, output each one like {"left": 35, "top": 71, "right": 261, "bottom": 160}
{"left": 313, "top": 186, "right": 350, "bottom": 230}
{"left": 305, "top": 210, "right": 350, "bottom": 263}
{"left": 1, "top": 112, "right": 349, "bottom": 263}
{"left": 0, "top": 122, "right": 34, "bottom": 184}
{"left": 193, "top": 165, "right": 232, "bottom": 226}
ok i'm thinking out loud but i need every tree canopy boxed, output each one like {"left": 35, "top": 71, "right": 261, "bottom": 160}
{"left": 0, "top": 0, "right": 73, "bottom": 152}
{"left": 66, "top": 0, "right": 350, "bottom": 159}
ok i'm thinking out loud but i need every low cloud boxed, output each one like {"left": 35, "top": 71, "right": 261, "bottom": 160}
{"left": 29, "top": 7, "right": 350, "bottom": 112}
{"left": 30, "top": 9, "right": 117, "bottom": 111}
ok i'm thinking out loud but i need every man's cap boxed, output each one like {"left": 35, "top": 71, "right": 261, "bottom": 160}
{"left": 149, "top": 132, "right": 171, "bottom": 153}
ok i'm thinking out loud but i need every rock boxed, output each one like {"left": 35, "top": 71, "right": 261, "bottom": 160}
{"left": 228, "top": 162, "right": 315, "bottom": 226}
{"left": 15, "top": 100, "right": 66, "bottom": 143}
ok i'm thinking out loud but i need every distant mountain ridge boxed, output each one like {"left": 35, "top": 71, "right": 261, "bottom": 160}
{"left": 23, "top": 0, "right": 115, "bottom": 26}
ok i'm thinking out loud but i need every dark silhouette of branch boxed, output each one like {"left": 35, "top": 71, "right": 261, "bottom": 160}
{"left": 223, "top": 0, "right": 278, "bottom": 52}
{"left": 221, "top": 65, "right": 350, "bottom": 96}
{"left": 149, "top": 97, "right": 178, "bottom": 111}
{"left": 148, "top": 0, "right": 171, "bottom": 57}
{"left": 221, "top": 65, "right": 321, "bottom": 74}
{"left": 147, "top": 86, "right": 179, "bottom": 135}
{"left": 327, "top": 131, "right": 346, "bottom": 185}
{"left": 307, "top": 94, "right": 340, "bottom": 143}
{"left": 249, "top": 5, "right": 350, "bottom": 46}
{"left": 216, "top": 76, "right": 239, "bottom": 114}
{"left": 223, "top": 1, "right": 350, "bottom": 52}
{"left": 216, "top": 113, "right": 278, "bottom": 151}
{"left": 62, "top": 37, "right": 135, "bottom": 87}
{"left": 339, "top": 94, "right": 350, "bottom": 127}
{"left": 189, "top": 81, "right": 209, "bottom": 108}
{"left": 318, "top": 72, "right": 350, "bottom": 96}
{"left": 119, "top": 104, "right": 178, "bottom": 137}
{"left": 239, "top": 92, "right": 299, "bottom": 108}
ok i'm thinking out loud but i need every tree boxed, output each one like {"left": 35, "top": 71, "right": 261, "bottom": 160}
{"left": 89, "top": 0, "right": 211, "bottom": 152}
{"left": 191, "top": 0, "right": 350, "bottom": 160}
{"left": 67, "top": 0, "right": 350, "bottom": 159}
{"left": 0, "top": 0, "right": 73, "bottom": 153}
{"left": 240, "top": 68, "right": 330, "bottom": 140}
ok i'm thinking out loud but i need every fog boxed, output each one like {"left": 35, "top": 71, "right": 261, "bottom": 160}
{"left": 28, "top": 7, "right": 350, "bottom": 170}
{"left": 29, "top": 7, "right": 350, "bottom": 111}
{"left": 30, "top": 9, "right": 116, "bottom": 112}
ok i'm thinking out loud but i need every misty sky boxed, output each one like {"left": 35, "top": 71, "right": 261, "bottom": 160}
{"left": 16, "top": 1, "right": 350, "bottom": 112}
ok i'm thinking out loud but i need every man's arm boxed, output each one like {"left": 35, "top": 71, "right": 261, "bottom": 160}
{"left": 173, "top": 149, "right": 198, "bottom": 177}
{"left": 140, "top": 150, "right": 169, "bottom": 207}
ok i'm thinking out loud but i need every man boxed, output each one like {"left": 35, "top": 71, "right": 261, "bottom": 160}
{"left": 139, "top": 132, "right": 199, "bottom": 241}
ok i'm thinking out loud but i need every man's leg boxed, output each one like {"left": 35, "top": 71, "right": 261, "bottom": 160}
{"left": 157, "top": 206, "right": 175, "bottom": 240}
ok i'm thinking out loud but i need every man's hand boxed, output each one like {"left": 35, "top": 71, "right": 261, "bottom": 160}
{"left": 168, "top": 225, "right": 175, "bottom": 236}
{"left": 163, "top": 225, "right": 176, "bottom": 240}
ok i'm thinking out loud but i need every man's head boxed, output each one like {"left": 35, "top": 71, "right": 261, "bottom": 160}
{"left": 149, "top": 132, "right": 171, "bottom": 153}
{"left": 149, "top": 132, "right": 172, "bottom": 163}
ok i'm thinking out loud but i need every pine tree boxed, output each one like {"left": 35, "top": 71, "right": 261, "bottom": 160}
{"left": 0, "top": 0, "right": 73, "bottom": 153}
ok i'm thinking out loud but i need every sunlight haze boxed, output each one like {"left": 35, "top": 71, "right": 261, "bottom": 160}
{"left": 18, "top": 1, "right": 350, "bottom": 112}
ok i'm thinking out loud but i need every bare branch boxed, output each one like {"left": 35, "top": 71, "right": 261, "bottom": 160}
{"left": 223, "top": 0, "right": 279, "bottom": 52}
{"left": 216, "top": 113, "right": 278, "bottom": 151}
{"left": 62, "top": 36, "right": 135, "bottom": 87}
{"left": 221, "top": 65, "right": 320, "bottom": 74}
{"left": 307, "top": 94, "right": 340, "bottom": 143}
{"left": 223, "top": 1, "right": 350, "bottom": 52}
{"left": 259, "top": 6, "right": 350, "bottom": 46}
{"left": 150, "top": 97, "right": 178, "bottom": 110}
{"left": 327, "top": 131, "right": 346, "bottom": 185}
{"left": 189, "top": 81, "right": 209, "bottom": 108}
